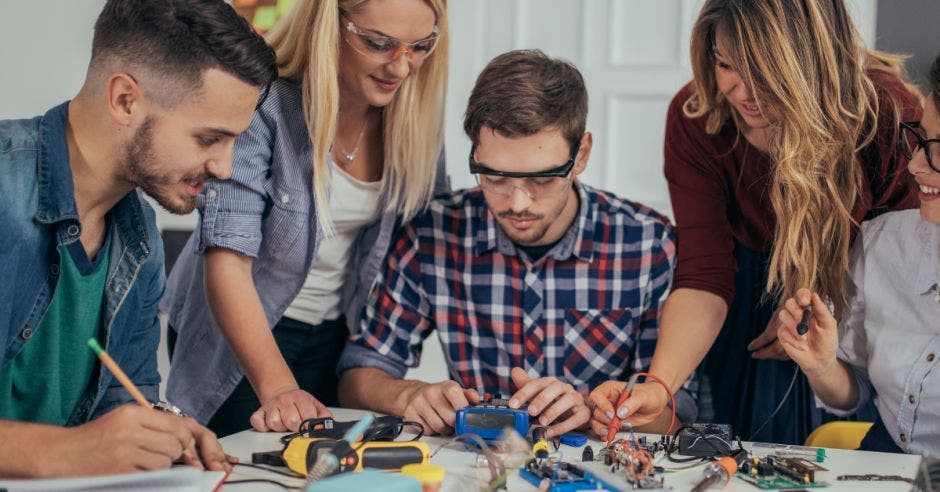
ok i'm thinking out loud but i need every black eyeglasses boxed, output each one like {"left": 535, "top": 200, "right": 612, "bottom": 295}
{"left": 899, "top": 121, "right": 940, "bottom": 173}
{"left": 468, "top": 142, "right": 580, "bottom": 199}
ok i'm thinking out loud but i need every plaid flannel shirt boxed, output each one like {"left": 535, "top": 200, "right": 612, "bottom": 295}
{"left": 338, "top": 183, "right": 697, "bottom": 422}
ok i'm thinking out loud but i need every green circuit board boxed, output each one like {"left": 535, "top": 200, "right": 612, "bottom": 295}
{"left": 736, "top": 473, "right": 829, "bottom": 489}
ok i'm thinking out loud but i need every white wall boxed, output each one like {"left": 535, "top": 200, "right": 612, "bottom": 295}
{"left": 0, "top": 1, "right": 104, "bottom": 120}
{"left": 0, "top": 0, "right": 879, "bottom": 390}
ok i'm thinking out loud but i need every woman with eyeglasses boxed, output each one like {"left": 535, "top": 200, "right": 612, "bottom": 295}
{"left": 161, "top": 0, "right": 449, "bottom": 436}
{"left": 776, "top": 54, "right": 940, "bottom": 454}
{"left": 608, "top": 0, "right": 922, "bottom": 444}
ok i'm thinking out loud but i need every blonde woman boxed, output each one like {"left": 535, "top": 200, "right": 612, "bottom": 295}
{"left": 161, "top": 0, "right": 449, "bottom": 436}
{"left": 597, "top": 0, "right": 920, "bottom": 444}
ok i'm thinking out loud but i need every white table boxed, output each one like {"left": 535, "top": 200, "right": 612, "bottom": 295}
{"left": 220, "top": 408, "right": 920, "bottom": 491}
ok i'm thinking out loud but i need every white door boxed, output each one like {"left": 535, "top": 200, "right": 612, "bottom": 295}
{"left": 443, "top": 0, "right": 878, "bottom": 219}
{"left": 406, "top": 0, "right": 877, "bottom": 384}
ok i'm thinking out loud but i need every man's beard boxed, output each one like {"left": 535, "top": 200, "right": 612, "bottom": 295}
{"left": 120, "top": 118, "right": 205, "bottom": 215}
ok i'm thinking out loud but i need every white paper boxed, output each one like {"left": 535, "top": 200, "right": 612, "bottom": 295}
{"left": 0, "top": 467, "right": 226, "bottom": 492}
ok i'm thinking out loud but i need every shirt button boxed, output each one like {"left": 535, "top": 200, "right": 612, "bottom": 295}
{"left": 50, "top": 264, "right": 60, "bottom": 276}
{"left": 66, "top": 224, "right": 80, "bottom": 237}
{"left": 281, "top": 194, "right": 290, "bottom": 204}
{"left": 928, "top": 353, "right": 936, "bottom": 362}
{"left": 909, "top": 394, "right": 917, "bottom": 404}
{"left": 21, "top": 327, "right": 33, "bottom": 340}
{"left": 208, "top": 189, "right": 217, "bottom": 198}
{"left": 900, "top": 433, "right": 908, "bottom": 442}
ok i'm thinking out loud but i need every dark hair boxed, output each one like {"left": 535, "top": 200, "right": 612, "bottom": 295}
{"left": 91, "top": 0, "right": 277, "bottom": 97}
{"left": 464, "top": 50, "right": 588, "bottom": 152}
{"left": 931, "top": 54, "right": 940, "bottom": 109}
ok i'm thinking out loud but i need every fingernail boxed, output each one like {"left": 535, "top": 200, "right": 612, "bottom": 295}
{"left": 605, "top": 411, "right": 614, "bottom": 420}
{"left": 616, "top": 406, "right": 628, "bottom": 419}
{"left": 509, "top": 399, "right": 519, "bottom": 408}
{"left": 540, "top": 416, "right": 548, "bottom": 425}
{"left": 528, "top": 406, "right": 538, "bottom": 415}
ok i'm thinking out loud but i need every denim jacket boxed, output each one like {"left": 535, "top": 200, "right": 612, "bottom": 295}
{"left": 0, "top": 103, "right": 163, "bottom": 425}
{"left": 162, "top": 79, "right": 447, "bottom": 423}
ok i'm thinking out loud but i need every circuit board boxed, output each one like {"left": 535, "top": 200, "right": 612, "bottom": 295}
{"left": 736, "top": 455, "right": 829, "bottom": 489}
{"left": 519, "top": 459, "right": 620, "bottom": 492}
{"left": 736, "top": 473, "right": 829, "bottom": 489}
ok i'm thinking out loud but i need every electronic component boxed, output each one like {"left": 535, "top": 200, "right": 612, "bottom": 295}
{"left": 518, "top": 458, "right": 618, "bottom": 491}
{"left": 454, "top": 394, "right": 530, "bottom": 445}
{"left": 737, "top": 455, "right": 829, "bottom": 489}
{"left": 531, "top": 426, "right": 550, "bottom": 459}
{"left": 582, "top": 445, "right": 594, "bottom": 462}
{"left": 691, "top": 449, "right": 748, "bottom": 491}
{"left": 281, "top": 437, "right": 430, "bottom": 477}
{"left": 675, "top": 424, "right": 734, "bottom": 457}
{"left": 599, "top": 438, "right": 668, "bottom": 489}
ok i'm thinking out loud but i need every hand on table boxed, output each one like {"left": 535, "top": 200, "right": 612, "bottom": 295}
{"left": 48, "top": 404, "right": 236, "bottom": 476}
{"left": 250, "top": 387, "right": 331, "bottom": 432}
{"left": 508, "top": 367, "right": 589, "bottom": 438}
{"left": 402, "top": 380, "right": 480, "bottom": 435}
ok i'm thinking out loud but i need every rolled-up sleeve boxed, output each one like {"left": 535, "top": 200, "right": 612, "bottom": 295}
{"left": 196, "top": 106, "right": 273, "bottom": 258}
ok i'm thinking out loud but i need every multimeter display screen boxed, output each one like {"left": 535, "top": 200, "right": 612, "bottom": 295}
{"left": 465, "top": 412, "right": 516, "bottom": 429}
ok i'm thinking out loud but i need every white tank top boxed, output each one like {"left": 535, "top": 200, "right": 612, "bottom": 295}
{"left": 282, "top": 162, "right": 384, "bottom": 325}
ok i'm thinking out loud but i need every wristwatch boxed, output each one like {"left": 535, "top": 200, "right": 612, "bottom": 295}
{"left": 152, "top": 400, "right": 187, "bottom": 418}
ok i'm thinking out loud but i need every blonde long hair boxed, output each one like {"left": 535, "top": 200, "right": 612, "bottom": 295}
{"left": 265, "top": 0, "right": 448, "bottom": 234}
{"left": 684, "top": 0, "right": 915, "bottom": 317}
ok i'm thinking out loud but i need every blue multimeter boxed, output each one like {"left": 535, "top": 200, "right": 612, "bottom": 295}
{"left": 454, "top": 396, "right": 530, "bottom": 444}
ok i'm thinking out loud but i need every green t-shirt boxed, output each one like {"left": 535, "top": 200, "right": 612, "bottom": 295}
{"left": 0, "top": 235, "right": 111, "bottom": 425}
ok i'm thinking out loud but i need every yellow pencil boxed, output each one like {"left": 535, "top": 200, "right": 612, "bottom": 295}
{"left": 87, "top": 338, "right": 151, "bottom": 408}
{"left": 88, "top": 338, "right": 195, "bottom": 461}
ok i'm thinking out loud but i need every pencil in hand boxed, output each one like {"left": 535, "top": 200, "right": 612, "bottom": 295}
{"left": 87, "top": 337, "right": 151, "bottom": 408}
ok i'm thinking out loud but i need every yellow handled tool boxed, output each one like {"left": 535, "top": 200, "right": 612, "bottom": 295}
{"left": 283, "top": 437, "right": 430, "bottom": 477}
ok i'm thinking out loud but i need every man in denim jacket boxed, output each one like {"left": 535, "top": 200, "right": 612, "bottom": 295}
{"left": 0, "top": 0, "right": 275, "bottom": 477}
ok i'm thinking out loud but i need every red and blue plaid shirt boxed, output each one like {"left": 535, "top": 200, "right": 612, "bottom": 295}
{"left": 339, "top": 183, "right": 697, "bottom": 421}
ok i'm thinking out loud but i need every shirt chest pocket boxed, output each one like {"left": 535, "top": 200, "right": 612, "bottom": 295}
{"left": 259, "top": 191, "right": 311, "bottom": 264}
{"left": 563, "top": 308, "right": 637, "bottom": 388}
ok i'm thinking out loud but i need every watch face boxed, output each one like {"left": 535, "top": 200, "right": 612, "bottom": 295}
{"left": 152, "top": 401, "right": 186, "bottom": 417}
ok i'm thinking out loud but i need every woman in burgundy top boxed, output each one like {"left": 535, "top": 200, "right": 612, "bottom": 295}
{"left": 601, "top": 0, "right": 921, "bottom": 444}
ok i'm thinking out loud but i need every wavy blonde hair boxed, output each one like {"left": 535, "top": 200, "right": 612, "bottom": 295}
{"left": 265, "top": 0, "right": 448, "bottom": 234}
{"left": 684, "top": 0, "right": 916, "bottom": 317}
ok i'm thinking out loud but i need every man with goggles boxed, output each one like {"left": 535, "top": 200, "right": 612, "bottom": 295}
{"left": 337, "top": 50, "right": 697, "bottom": 438}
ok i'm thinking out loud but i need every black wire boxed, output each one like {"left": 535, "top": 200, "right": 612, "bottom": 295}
{"left": 747, "top": 365, "right": 800, "bottom": 441}
{"left": 225, "top": 478, "right": 295, "bottom": 489}
{"left": 665, "top": 425, "right": 733, "bottom": 463}
{"left": 233, "top": 462, "right": 301, "bottom": 478}
{"left": 280, "top": 417, "right": 423, "bottom": 445}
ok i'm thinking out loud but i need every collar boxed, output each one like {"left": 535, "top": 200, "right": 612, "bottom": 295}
{"left": 911, "top": 219, "right": 940, "bottom": 297}
{"left": 34, "top": 102, "right": 80, "bottom": 225}
{"left": 34, "top": 101, "right": 154, "bottom": 264}
{"left": 473, "top": 182, "right": 597, "bottom": 263}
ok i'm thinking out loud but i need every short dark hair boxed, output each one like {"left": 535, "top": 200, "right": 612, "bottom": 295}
{"left": 91, "top": 0, "right": 277, "bottom": 99}
{"left": 464, "top": 50, "right": 588, "bottom": 151}
{"left": 931, "top": 54, "right": 940, "bottom": 110}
